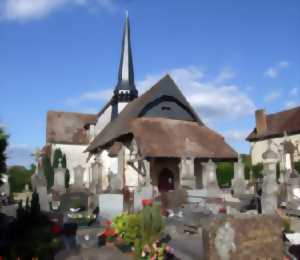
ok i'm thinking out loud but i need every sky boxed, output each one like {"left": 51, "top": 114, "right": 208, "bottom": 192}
{"left": 0, "top": 0, "right": 299, "bottom": 167}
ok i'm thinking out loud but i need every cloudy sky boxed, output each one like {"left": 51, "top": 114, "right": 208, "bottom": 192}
{"left": 0, "top": 0, "right": 299, "bottom": 167}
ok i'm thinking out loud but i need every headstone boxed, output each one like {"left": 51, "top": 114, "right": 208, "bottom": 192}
{"left": 203, "top": 215, "right": 283, "bottom": 260}
{"left": 0, "top": 204, "right": 18, "bottom": 218}
{"left": 133, "top": 185, "right": 154, "bottom": 211}
{"left": 53, "top": 159, "right": 66, "bottom": 193}
{"left": 261, "top": 141, "right": 279, "bottom": 215}
{"left": 202, "top": 160, "right": 222, "bottom": 197}
{"left": 232, "top": 155, "right": 247, "bottom": 196}
{"left": 60, "top": 192, "right": 89, "bottom": 212}
{"left": 73, "top": 165, "right": 85, "bottom": 190}
{"left": 179, "top": 157, "right": 196, "bottom": 189}
{"left": 90, "top": 159, "right": 102, "bottom": 194}
{"left": 99, "top": 194, "right": 123, "bottom": 220}
{"left": 37, "top": 186, "right": 50, "bottom": 212}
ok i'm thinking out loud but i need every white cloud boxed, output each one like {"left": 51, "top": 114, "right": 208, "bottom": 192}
{"left": 290, "top": 87, "right": 298, "bottom": 96}
{"left": 215, "top": 67, "right": 236, "bottom": 83}
{"left": 65, "top": 88, "right": 112, "bottom": 106}
{"left": 264, "top": 61, "right": 290, "bottom": 79}
{"left": 284, "top": 100, "right": 298, "bottom": 109}
{"left": 6, "top": 144, "right": 35, "bottom": 167}
{"left": 137, "top": 66, "right": 256, "bottom": 124}
{"left": 0, "top": 0, "right": 114, "bottom": 21}
{"left": 264, "top": 90, "right": 281, "bottom": 103}
{"left": 224, "top": 129, "right": 250, "bottom": 142}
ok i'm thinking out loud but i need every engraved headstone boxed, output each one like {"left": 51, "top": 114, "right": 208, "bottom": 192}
{"left": 179, "top": 157, "right": 196, "bottom": 189}
{"left": 232, "top": 155, "right": 247, "bottom": 196}
{"left": 53, "top": 159, "right": 66, "bottom": 193}
{"left": 261, "top": 141, "right": 279, "bottom": 215}
{"left": 73, "top": 165, "right": 85, "bottom": 189}
{"left": 37, "top": 186, "right": 50, "bottom": 212}
{"left": 203, "top": 215, "right": 283, "bottom": 260}
{"left": 202, "top": 159, "right": 222, "bottom": 197}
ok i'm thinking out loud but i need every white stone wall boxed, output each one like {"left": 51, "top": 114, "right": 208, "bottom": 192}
{"left": 250, "top": 133, "right": 300, "bottom": 165}
{"left": 94, "top": 105, "right": 112, "bottom": 137}
{"left": 118, "top": 102, "right": 128, "bottom": 114}
{"left": 51, "top": 143, "right": 92, "bottom": 185}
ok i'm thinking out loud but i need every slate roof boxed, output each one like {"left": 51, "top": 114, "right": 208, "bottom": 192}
{"left": 86, "top": 75, "right": 203, "bottom": 152}
{"left": 247, "top": 106, "right": 300, "bottom": 141}
{"left": 46, "top": 111, "right": 97, "bottom": 145}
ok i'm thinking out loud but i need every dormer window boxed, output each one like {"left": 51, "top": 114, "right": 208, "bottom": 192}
{"left": 161, "top": 106, "right": 171, "bottom": 111}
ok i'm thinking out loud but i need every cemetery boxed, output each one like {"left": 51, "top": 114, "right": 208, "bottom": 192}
{"left": 0, "top": 4, "right": 300, "bottom": 260}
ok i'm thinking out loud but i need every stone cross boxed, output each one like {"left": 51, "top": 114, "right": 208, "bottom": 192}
{"left": 232, "top": 155, "right": 247, "bottom": 196}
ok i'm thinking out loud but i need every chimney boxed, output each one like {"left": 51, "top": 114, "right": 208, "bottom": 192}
{"left": 255, "top": 109, "right": 267, "bottom": 134}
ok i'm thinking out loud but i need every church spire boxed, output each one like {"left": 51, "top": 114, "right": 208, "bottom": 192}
{"left": 114, "top": 12, "right": 138, "bottom": 98}
{"left": 111, "top": 12, "right": 138, "bottom": 120}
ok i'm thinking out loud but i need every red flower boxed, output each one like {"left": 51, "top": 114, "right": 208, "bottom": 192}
{"left": 142, "top": 199, "right": 153, "bottom": 207}
{"left": 51, "top": 224, "right": 62, "bottom": 234}
{"left": 103, "top": 227, "right": 116, "bottom": 238}
{"left": 219, "top": 207, "right": 226, "bottom": 214}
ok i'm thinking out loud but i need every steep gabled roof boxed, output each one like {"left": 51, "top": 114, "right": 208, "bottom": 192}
{"left": 247, "top": 106, "right": 300, "bottom": 141}
{"left": 86, "top": 75, "right": 204, "bottom": 152}
{"left": 47, "top": 111, "right": 96, "bottom": 145}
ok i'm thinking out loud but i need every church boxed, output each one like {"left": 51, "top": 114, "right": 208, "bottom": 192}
{"left": 45, "top": 15, "right": 237, "bottom": 200}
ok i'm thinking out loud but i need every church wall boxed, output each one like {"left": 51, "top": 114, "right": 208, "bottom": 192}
{"left": 250, "top": 134, "right": 300, "bottom": 165}
{"left": 118, "top": 102, "right": 128, "bottom": 114}
{"left": 50, "top": 143, "right": 92, "bottom": 185}
{"left": 95, "top": 105, "right": 112, "bottom": 137}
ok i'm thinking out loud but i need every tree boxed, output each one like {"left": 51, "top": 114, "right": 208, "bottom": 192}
{"left": 8, "top": 166, "right": 33, "bottom": 192}
{"left": 65, "top": 169, "right": 70, "bottom": 189}
{"left": 31, "top": 190, "right": 40, "bottom": 218}
{"left": 42, "top": 155, "right": 53, "bottom": 191}
{"left": 53, "top": 148, "right": 63, "bottom": 169}
{"left": 0, "top": 127, "right": 8, "bottom": 184}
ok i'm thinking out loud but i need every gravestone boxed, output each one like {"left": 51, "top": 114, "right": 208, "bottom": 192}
{"left": 179, "top": 157, "right": 196, "bottom": 189}
{"left": 261, "top": 141, "right": 279, "bottom": 215}
{"left": 53, "top": 160, "right": 66, "bottom": 193}
{"left": 60, "top": 192, "right": 89, "bottom": 212}
{"left": 99, "top": 194, "right": 123, "bottom": 220}
{"left": 202, "top": 160, "right": 222, "bottom": 197}
{"left": 134, "top": 185, "right": 154, "bottom": 211}
{"left": 37, "top": 186, "right": 50, "bottom": 212}
{"left": 73, "top": 165, "right": 85, "bottom": 190}
{"left": 232, "top": 156, "right": 247, "bottom": 196}
{"left": 203, "top": 215, "right": 283, "bottom": 260}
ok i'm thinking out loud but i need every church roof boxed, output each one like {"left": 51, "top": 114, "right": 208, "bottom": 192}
{"left": 130, "top": 117, "right": 237, "bottom": 160}
{"left": 86, "top": 75, "right": 237, "bottom": 160}
{"left": 46, "top": 111, "right": 96, "bottom": 145}
{"left": 246, "top": 106, "right": 300, "bottom": 141}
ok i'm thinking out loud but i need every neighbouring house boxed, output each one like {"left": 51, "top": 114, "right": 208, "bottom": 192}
{"left": 44, "top": 14, "right": 237, "bottom": 197}
{"left": 246, "top": 107, "right": 300, "bottom": 165}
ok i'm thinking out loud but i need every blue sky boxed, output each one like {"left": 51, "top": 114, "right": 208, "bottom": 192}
{"left": 0, "top": 0, "right": 299, "bottom": 167}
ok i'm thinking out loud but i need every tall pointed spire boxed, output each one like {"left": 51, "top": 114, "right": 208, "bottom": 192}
{"left": 114, "top": 12, "right": 138, "bottom": 97}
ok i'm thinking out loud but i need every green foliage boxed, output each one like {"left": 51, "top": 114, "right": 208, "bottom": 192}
{"left": 31, "top": 190, "right": 41, "bottom": 218}
{"left": 0, "top": 127, "right": 8, "bottom": 184}
{"left": 295, "top": 161, "right": 300, "bottom": 174}
{"left": 8, "top": 165, "right": 34, "bottom": 192}
{"left": 65, "top": 169, "right": 70, "bottom": 188}
{"left": 252, "top": 163, "right": 263, "bottom": 178}
{"left": 112, "top": 204, "right": 164, "bottom": 258}
{"left": 216, "top": 162, "right": 234, "bottom": 186}
{"left": 53, "top": 148, "right": 63, "bottom": 168}
{"left": 42, "top": 155, "right": 54, "bottom": 191}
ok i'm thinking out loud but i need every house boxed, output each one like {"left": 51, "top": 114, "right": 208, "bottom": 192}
{"left": 246, "top": 108, "right": 300, "bottom": 166}
{"left": 45, "top": 14, "right": 237, "bottom": 194}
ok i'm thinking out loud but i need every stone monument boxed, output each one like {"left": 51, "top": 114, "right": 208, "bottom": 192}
{"left": 232, "top": 155, "right": 247, "bottom": 196}
{"left": 90, "top": 157, "right": 102, "bottom": 194}
{"left": 179, "top": 157, "right": 196, "bottom": 189}
{"left": 261, "top": 140, "right": 279, "bottom": 215}
{"left": 73, "top": 164, "right": 85, "bottom": 190}
{"left": 53, "top": 158, "right": 66, "bottom": 193}
{"left": 202, "top": 159, "right": 222, "bottom": 197}
{"left": 203, "top": 215, "right": 283, "bottom": 260}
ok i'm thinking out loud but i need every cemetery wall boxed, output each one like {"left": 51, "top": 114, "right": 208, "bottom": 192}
{"left": 251, "top": 133, "right": 300, "bottom": 165}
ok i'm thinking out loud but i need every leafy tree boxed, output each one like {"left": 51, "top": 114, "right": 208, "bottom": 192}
{"left": 53, "top": 148, "right": 63, "bottom": 168}
{"left": 42, "top": 155, "right": 54, "bottom": 191}
{"left": 0, "top": 127, "right": 8, "bottom": 184}
{"left": 65, "top": 169, "right": 70, "bottom": 189}
{"left": 216, "top": 162, "right": 234, "bottom": 186}
{"left": 8, "top": 165, "right": 33, "bottom": 192}
{"left": 62, "top": 154, "right": 67, "bottom": 168}
{"left": 31, "top": 190, "right": 40, "bottom": 219}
